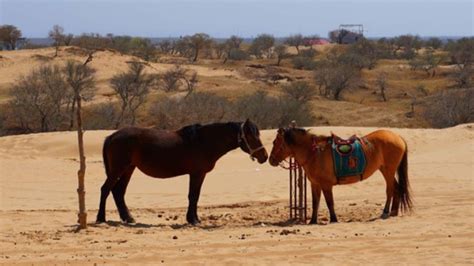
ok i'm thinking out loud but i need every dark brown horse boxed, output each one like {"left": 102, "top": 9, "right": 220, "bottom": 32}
{"left": 269, "top": 128, "right": 412, "bottom": 224}
{"left": 97, "top": 119, "right": 268, "bottom": 225}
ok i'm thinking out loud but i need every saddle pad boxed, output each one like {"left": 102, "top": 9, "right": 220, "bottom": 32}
{"left": 331, "top": 139, "right": 366, "bottom": 178}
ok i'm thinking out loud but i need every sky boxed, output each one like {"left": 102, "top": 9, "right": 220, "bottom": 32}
{"left": 0, "top": 0, "right": 472, "bottom": 38}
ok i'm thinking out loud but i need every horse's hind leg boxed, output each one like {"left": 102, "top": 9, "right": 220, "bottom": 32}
{"left": 322, "top": 186, "right": 338, "bottom": 223}
{"left": 390, "top": 180, "right": 400, "bottom": 216}
{"left": 112, "top": 165, "right": 136, "bottom": 224}
{"left": 380, "top": 167, "right": 396, "bottom": 219}
{"left": 97, "top": 176, "right": 120, "bottom": 223}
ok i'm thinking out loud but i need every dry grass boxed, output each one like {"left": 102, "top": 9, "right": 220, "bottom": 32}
{"left": 0, "top": 46, "right": 460, "bottom": 128}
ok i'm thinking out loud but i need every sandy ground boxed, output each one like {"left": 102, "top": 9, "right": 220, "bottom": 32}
{"left": 0, "top": 124, "right": 473, "bottom": 265}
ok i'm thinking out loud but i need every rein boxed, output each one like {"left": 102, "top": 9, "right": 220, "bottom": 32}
{"left": 238, "top": 122, "right": 265, "bottom": 161}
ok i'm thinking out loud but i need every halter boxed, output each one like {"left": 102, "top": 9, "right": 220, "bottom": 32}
{"left": 276, "top": 134, "right": 321, "bottom": 169}
{"left": 238, "top": 122, "right": 265, "bottom": 161}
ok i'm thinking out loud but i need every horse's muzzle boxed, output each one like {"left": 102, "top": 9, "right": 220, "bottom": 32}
{"left": 269, "top": 156, "right": 279, "bottom": 166}
{"left": 256, "top": 150, "right": 268, "bottom": 164}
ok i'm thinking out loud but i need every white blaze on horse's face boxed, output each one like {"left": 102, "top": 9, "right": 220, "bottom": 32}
{"left": 269, "top": 129, "right": 291, "bottom": 166}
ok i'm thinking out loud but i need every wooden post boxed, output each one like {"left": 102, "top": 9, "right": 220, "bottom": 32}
{"left": 288, "top": 121, "right": 307, "bottom": 224}
{"left": 75, "top": 53, "right": 93, "bottom": 230}
{"left": 76, "top": 91, "right": 87, "bottom": 229}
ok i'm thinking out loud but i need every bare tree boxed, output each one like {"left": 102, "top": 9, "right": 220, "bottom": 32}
{"left": 187, "top": 33, "right": 212, "bottom": 62}
{"left": 0, "top": 24, "right": 22, "bottom": 50}
{"left": 376, "top": 72, "right": 388, "bottom": 101}
{"left": 63, "top": 33, "right": 74, "bottom": 46}
{"left": 314, "top": 48, "right": 361, "bottom": 100}
{"left": 285, "top": 34, "right": 304, "bottom": 54}
{"left": 447, "top": 38, "right": 474, "bottom": 88}
{"left": 249, "top": 34, "right": 275, "bottom": 59}
{"left": 63, "top": 55, "right": 96, "bottom": 229}
{"left": 282, "top": 81, "right": 316, "bottom": 103}
{"left": 391, "top": 34, "right": 422, "bottom": 59}
{"left": 424, "top": 89, "right": 474, "bottom": 128}
{"left": 64, "top": 58, "right": 97, "bottom": 129}
{"left": 409, "top": 48, "right": 442, "bottom": 77}
{"left": 111, "top": 62, "right": 157, "bottom": 128}
{"left": 347, "top": 38, "right": 378, "bottom": 70}
{"left": 8, "top": 65, "right": 69, "bottom": 132}
{"left": 274, "top": 45, "right": 288, "bottom": 66}
{"left": 425, "top": 37, "right": 442, "bottom": 49}
{"left": 161, "top": 65, "right": 198, "bottom": 95}
{"left": 222, "top": 35, "right": 243, "bottom": 64}
{"left": 49, "top": 25, "right": 65, "bottom": 57}
{"left": 158, "top": 40, "right": 173, "bottom": 54}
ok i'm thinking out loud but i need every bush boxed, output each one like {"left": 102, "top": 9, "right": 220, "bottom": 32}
{"left": 282, "top": 81, "right": 316, "bottom": 103}
{"left": 228, "top": 49, "right": 249, "bottom": 61}
{"left": 83, "top": 102, "right": 119, "bottom": 130}
{"left": 234, "top": 90, "right": 315, "bottom": 128}
{"left": 423, "top": 88, "right": 474, "bottom": 128}
{"left": 149, "top": 92, "right": 233, "bottom": 129}
{"left": 292, "top": 56, "right": 317, "bottom": 70}
{"left": 8, "top": 65, "right": 69, "bottom": 132}
{"left": 299, "top": 48, "right": 317, "bottom": 58}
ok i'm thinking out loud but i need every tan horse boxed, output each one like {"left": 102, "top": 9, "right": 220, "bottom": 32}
{"left": 269, "top": 127, "right": 412, "bottom": 224}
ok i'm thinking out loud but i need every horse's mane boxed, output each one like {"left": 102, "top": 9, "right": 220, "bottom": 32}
{"left": 284, "top": 127, "right": 330, "bottom": 145}
{"left": 177, "top": 122, "right": 242, "bottom": 143}
{"left": 177, "top": 123, "right": 203, "bottom": 143}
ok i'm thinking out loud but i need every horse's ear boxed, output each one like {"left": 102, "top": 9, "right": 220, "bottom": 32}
{"left": 277, "top": 128, "right": 284, "bottom": 135}
{"left": 244, "top": 118, "right": 250, "bottom": 125}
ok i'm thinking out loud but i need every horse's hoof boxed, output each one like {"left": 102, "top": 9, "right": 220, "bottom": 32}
{"left": 124, "top": 217, "right": 136, "bottom": 224}
{"left": 381, "top": 213, "right": 390, "bottom": 219}
{"left": 390, "top": 211, "right": 398, "bottom": 217}
{"left": 308, "top": 220, "right": 317, "bottom": 225}
{"left": 188, "top": 219, "right": 200, "bottom": 226}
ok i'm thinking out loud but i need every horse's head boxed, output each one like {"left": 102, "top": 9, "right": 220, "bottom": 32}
{"left": 269, "top": 127, "right": 307, "bottom": 166}
{"left": 238, "top": 119, "right": 268, "bottom": 164}
{"left": 269, "top": 128, "right": 291, "bottom": 166}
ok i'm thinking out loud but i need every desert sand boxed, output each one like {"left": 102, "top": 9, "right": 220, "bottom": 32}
{"left": 0, "top": 124, "right": 473, "bottom": 265}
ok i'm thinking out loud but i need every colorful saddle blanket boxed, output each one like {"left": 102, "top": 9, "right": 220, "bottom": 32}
{"left": 331, "top": 135, "right": 367, "bottom": 178}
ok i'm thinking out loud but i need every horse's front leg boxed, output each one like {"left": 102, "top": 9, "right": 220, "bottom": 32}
{"left": 309, "top": 182, "right": 321, "bottom": 224}
{"left": 186, "top": 172, "right": 206, "bottom": 225}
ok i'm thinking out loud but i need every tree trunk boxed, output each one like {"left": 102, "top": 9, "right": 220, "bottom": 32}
{"left": 381, "top": 86, "right": 387, "bottom": 102}
{"left": 116, "top": 102, "right": 127, "bottom": 129}
{"left": 193, "top": 48, "right": 199, "bottom": 62}
{"left": 75, "top": 93, "right": 87, "bottom": 229}
{"left": 69, "top": 98, "right": 76, "bottom": 130}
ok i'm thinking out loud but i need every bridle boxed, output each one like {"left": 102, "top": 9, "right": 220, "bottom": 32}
{"left": 273, "top": 132, "right": 322, "bottom": 169}
{"left": 238, "top": 122, "right": 265, "bottom": 161}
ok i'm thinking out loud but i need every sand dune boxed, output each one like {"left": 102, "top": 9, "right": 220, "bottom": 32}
{"left": 0, "top": 124, "right": 473, "bottom": 264}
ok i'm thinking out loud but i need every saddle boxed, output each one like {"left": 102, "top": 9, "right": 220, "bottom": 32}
{"left": 331, "top": 134, "right": 359, "bottom": 155}
{"left": 330, "top": 133, "right": 367, "bottom": 179}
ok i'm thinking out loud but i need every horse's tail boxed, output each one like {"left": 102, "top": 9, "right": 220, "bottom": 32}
{"left": 397, "top": 138, "right": 413, "bottom": 213}
{"left": 102, "top": 135, "right": 112, "bottom": 179}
